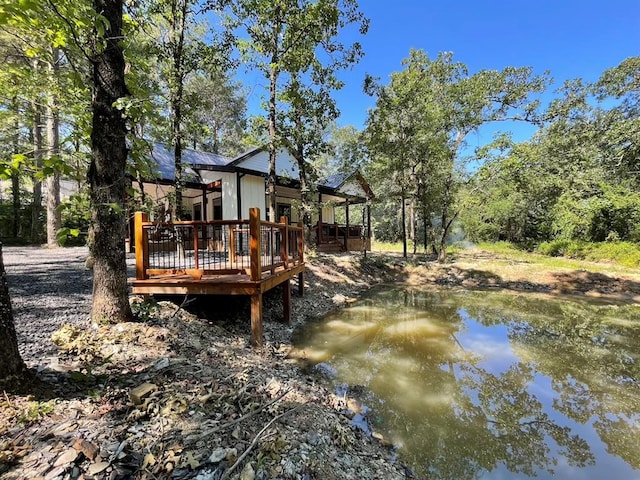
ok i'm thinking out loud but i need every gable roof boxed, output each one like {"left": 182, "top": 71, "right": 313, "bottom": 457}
{"left": 142, "top": 143, "right": 373, "bottom": 202}
{"left": 320, "top": 171, "right": 375, "bottom": 201}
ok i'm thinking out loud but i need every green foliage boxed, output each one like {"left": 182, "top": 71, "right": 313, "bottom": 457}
{"left": 371, "top": 239, "right": 404, "bottom": 252}
{"left": 365, "top": 49, "right": 548, "bottom": 260}
{"left": 17, "top": 400, "right": 55, "bottom": 425}
{"left": 460, "top": 56, "right": 640, "bottom": 248}
{"left": 536, "top": 241, "right": 640, "bottom": 267}
{"left": 58, "top": 191, "right": 90, "bottom": 242}
{"left": 130, "top": 296, "right": 159, "bottom": 322}
{"left": 0, "top": 203, "right": 43, "bottom": 243}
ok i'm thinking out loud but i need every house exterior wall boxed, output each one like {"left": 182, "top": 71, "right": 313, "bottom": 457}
{"left": 236, "top": 149, "right": 299, "bottom": 180}
{"left": 321, "top": 205, "right": 335, "bottom": 224}
{"left": 339, "top": 179, "right": 367, "bottom": 198}
{"left": 240, "top": 175, "right": 266, "bottom": 220}
{"left": 219, "top": 172, "right": 237, "bottom": 220}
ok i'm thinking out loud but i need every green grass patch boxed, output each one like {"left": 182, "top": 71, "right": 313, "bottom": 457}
{"left": 18, "top": 400, "right": 55, "bottom": 424}
{"left": 535, "top": 240, "right": 640, "bottom": 267}
{"left": 476, "top": 241, "right": 523, "bottom": 254}
{"left": 371, "top": 240, "right": 404, "bottom": 252}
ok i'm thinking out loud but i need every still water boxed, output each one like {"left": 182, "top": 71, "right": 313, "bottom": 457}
{"left": 293, "top": 286, "right": 640, "bottom": 479}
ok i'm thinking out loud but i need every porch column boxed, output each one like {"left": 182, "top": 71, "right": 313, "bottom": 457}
{"left": 318, "top": 193, "right": 323, "bottom": 244}
{"left": 345, "top": 200, "right": 350, "bottom": 251}
{"left": 202, "top": 187, "right": 207, "bottom": 221}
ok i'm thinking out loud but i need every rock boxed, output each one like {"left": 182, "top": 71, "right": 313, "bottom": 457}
{"left": 129, "top": 383, "right": 158, "bottom": 405}
{"left": 53, "top": 447, "right": 79, "bottom": 467}
{"left": 87, "top": 461, "right": 110, "bottom": 475}
{"left": 240, "top": 462, "right": 255, "bottom": 480}
{"left": 153, "top": 358, "right": 170, "bottom": 370}
{"left": 73, "top": 438, "right": 99, "bottom": 460}
{"left": 332, "top": 294, "right": 348, "bottom": 306}
{"left": 45, "top": 465, "right": 65, "bottom": 479}
{"left": 208, "top": 448, "right": 226, "bottom": 463}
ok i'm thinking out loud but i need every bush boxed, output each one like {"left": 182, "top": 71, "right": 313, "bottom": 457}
{"left": 587, "top": 242, "right": 640, "bottom": 267}
{"left": 536, "top": 240, "right": 572, "bottom": 257}
{"left": 536, "top": 240, "right": 640, "bottom": 267}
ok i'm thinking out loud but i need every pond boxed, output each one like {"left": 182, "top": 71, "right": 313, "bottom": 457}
{"left": 292, "top": 286, "right": 640, "bottom": 479}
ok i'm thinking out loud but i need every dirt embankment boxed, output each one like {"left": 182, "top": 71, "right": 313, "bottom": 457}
{"left": 2, "top": 248, "right": 639, "bottom": 480}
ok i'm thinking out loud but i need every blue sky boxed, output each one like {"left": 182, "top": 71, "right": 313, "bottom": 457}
{"left": 240, "top": 0, "right": 639, "bottom": 144}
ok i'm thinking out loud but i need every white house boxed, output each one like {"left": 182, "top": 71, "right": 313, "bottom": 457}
{"left": 131, "top": 143, "right": 374, "bottom": 252}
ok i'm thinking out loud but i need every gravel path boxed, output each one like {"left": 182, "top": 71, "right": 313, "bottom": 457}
{"left": 3, "top": 246, "right": 135, "bottom": 364}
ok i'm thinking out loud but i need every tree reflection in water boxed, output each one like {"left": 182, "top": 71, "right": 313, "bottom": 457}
{"left": 293, "top": 287, "right": 640, "bottom": 479}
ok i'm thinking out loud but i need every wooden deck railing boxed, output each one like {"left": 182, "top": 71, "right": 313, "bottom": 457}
{"left": 134, "top": 208, "right": 303, "bottom": 281}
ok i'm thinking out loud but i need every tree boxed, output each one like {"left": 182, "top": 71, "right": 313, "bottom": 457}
{"left": 366, "top": 50, "right": 548, "bottom": 260}
{"left": 145, "top": 0, "right": 230, "bottom": 220}
{"left": 0, "top": 2, "right": 90, "bottom": 246}
{"left": 0, "top": 242, "right": 25, "bottom": 379}
{"left": 459, "top": 57, "right": 640, "bottom": 246}
{"left": 183, "top": 71, "right": 247, "bottom": 156}
{"left": 279, "top": 75, "right": 338, "bottom": 244}
{"left": 88, "top": 0, "right": 133, "bottom": 324}
{"left": 226, "top": 0, "right": 368, "bottom": 221}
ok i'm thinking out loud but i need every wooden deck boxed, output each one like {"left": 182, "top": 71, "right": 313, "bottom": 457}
{"left": 129, "top": 209, "right": 304, "bottom": 346}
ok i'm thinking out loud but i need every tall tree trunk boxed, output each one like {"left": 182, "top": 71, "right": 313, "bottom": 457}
{"left": 0, "top": 242, "right": 25, "bottom": 379}
{"left": 10, "top": 97, "right": 20, "bottom": 240}
{"left": 88, "top": 0, "right": 133, "bottom": 324}
{"left": 292, "top": 113, "right": 314, "bottom": 248}
{"left": 410, "top": 199, "right": 416, "bottom": 255}
{"left": 401, "top": 194, "right": 407, "bottom": 258}
{"left": 266, "top": 16, "right": 282, "bottom": 223}
{"left": 31, "top": 102, "right": 44, "bottom": 244}
{"left": 169, "top": 0, "right": 187, "bottom": 221}
{"left": 46, "top": 48, "right": 61, "bottom": 247}
{"left": 267, "top": 62, "right": 278, "bottom": 223}
{"left": 422, "top": 206, "right": 428, "bottom": 254}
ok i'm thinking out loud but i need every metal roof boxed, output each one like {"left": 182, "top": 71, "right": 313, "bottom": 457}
{"left": 150, "top": 143, "right": 231, "bottom": 182}
{"left": 321, "top": 172, "right": 350, "bottom": 189}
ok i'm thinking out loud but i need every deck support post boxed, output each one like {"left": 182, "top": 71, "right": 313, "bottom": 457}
{"left": 250, "top": 293, "right": 263, "bottom": 347}
{"left": 282, "top": 279, "right": 291, "bottom": 323}
{"left": 134, "top": 211, "right": 149, "bottom": 280}
{"left": 249, "top": 208, "right": 263, "bottom": 346}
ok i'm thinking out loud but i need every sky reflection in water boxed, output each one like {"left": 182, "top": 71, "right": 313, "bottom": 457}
{"left": 293, "top": 286, "right": 640, "bottom": 480}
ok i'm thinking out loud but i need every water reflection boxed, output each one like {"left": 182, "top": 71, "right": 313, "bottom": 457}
{"left": 293, "top": 287, "right": 640, "bottom": 479}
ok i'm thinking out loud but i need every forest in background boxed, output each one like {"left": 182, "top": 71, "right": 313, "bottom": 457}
{"left": 0, "top": 1, "right": 638, "bottom": 263}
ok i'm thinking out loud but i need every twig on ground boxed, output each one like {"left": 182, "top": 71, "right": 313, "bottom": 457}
{"left": 170, "top": 295, "right": 197, "bottom": 319}
{"left": 190, "top": 388, "right": 292, "bottom": 442}
{"left": 220, "top": 404, "right": 304, "bottom": 480}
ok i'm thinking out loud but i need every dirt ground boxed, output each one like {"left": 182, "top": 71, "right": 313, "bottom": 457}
{"left": 2, "top": 247, "right": 639, "bottom": 480}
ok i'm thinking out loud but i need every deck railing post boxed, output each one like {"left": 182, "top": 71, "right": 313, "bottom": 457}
{"left": 249, "top": 208, "right": 261, "bottom": 281}
{"left": 249, "top": 208, "right": 263, "bottom": 347}
{"left": 134, "top": 211, "right": 149, "bottom": 280}
{"left": 279, "top": 216, "right": 288, "bottom": 268}
{"left": 193, "top": 223, "right": 199, "bottom": 271}
{"left": 229, "top": 224, "right": 236, "bottom": 266}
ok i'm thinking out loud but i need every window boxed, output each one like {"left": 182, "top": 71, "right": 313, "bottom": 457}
{"left": 193, "top": 203, "right": 202, "bottom": 221}
{"left": 277, "top": 204, "right": 292, "bottom": 223}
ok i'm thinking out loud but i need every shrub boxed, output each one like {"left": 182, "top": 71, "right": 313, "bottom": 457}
{"left": 536, "top": 240, "right": 640, "bottom": 267}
